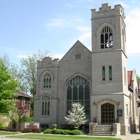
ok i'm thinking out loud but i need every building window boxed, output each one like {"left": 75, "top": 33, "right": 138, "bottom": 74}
{"left": 109, "top": 66, "right": 112, "bottom": 81}
{"left": 42, "top": 96, "right": 50, "bottom": 115}
{"left": 44, "top": 73, "right": 51, "bottom": 88}
{"left": 67, "top": 75, "right": 90, "bottom": 116}
{"left": 101, "top": 26, "right": 113, "bottom": 49}
{"left": 75, "top": 54, "right": 81, "bottom": 59}
{"left": 22, "top": 98, "right": 25, "bottom": 106}
{"left": 102, "top": 66, "right": 105, "bottom": 81}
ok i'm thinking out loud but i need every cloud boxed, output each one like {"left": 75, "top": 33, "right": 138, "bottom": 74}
{"left": 118, "top": 1, "right": 129, "bottom": 8}
{"left": 126, "top": 8, "right": 140, "bottom": 54}
{"left": 17, "top": 54, "right": 35, "bottom": 59}
{"left": 73, "top": 0, "right": 94, "bottom": 4}
{"left": 131, "top": 0, "right": 138, "bottom": 3}
{"left": 52, "top": 53, "right": 64, "bottom": 59}
{"left": 76, "top": 26, "right": 90, "bottom": 32}
{"left": 75, "top": 26, "right": 91, "bottom": 49}
{"left": 64, "top": 4, "right": 80, "bottom": 8}
{"left": 17, "top": 55, "right": 28, "bottom": 59}
{"left": 45, "top": 18, "right": 71, "bottom": 29}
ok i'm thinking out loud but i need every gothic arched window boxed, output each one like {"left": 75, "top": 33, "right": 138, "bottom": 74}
{"left": 67, "top": 76, "right": 90, "bottom": 116}
{"left": 42, "top": 96, "right": 50, "bottom": 115}
{"left": 101, "top": 26, "right": 113, "bottom": 49}
{"left": 44, "top": 73, "right": 51, "bottom": 88}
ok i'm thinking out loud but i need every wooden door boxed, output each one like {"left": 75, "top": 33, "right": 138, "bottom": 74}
{"left": 101, "top": 103, "right": 114, "bottom": 124}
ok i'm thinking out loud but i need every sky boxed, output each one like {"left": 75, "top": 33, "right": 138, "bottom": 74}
{"left": 0, "top": 0, "right": 140, "bottom": 75}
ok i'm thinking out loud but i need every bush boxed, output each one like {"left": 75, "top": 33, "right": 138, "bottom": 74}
{"left": 21, "top": 127, "right": 41, "bottom": 133}
{"left": 61, "top": 129, "right": 71, "bottom": 135}
{"left": 0, "top": 119, "right": 5, "bottom": 127}
{"left": 70, "top": 129, "right": 83, "bottom": 135}
{"left": 51, "top": 129, "right": 63, "bottom": 134}
{"left": 32, "top": 127, "right": 41, "bottom": 133}
{"left": 44, "top": 129, "right": 52, "bottom": 134}
{"left": 5, "top": 119, "right": 17, "bottom": 131}
{"left": 0, "top": 119, "right": 5, "bottom": 130}
{"left": 44, "top": 128, "right": 82, "bottom": 135}
{"left": 21, "top": 115, "right": 33, "bottom": 122}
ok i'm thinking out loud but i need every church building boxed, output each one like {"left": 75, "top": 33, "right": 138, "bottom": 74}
{"left": 34, "top": 3, "right": 140, "bottom": 135}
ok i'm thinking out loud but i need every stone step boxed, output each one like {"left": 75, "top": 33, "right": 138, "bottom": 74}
{"left": 92, "top": 125, "right": 113, "bottom": 136}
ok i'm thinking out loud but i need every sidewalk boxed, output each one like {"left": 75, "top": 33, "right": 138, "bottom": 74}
{"left": 0, "top": 132, "right": 140, "bottom": 140}
{"left": 87, "top": 134, "right": 140, "bottom": 140}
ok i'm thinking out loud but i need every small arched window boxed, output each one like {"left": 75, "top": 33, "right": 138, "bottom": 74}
{"left": 101, "top": 26, "right": 113, "bottom": 49}
{"left": 44, "top": 73, "right": 51, "bottom": 88}
{"left": 42, "top": 96, "right": 50, "bottom": 115}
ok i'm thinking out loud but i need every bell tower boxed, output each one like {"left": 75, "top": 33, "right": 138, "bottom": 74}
{"left": 90, "top": 3, "right": 128, "bottom": 124}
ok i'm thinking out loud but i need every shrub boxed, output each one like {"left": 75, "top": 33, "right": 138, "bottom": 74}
{"left": 70, "top": 130, "right": 83, "bottom": 135}
{"left": 21, "top": 127, "right": 41, "bottom": 133}
{"left": 5, "top": 119, "right": 17, "bottom": 131}
{"left": 32, "top": 127, "right": 41, "bottom": 133}
{"left": 51, "top": 129, "right": 63, "bottom": 134}
{"left": 61, "top": 129, "right": 71, "bottom": 135}
{"left": 0, "top": 119, "right": 5, "bottom": 128}
{"left": 44, "top": 129, "right": 52, "bottom": 134}
{"left": 44, "top": 128, "right": 82, "bottom": 135}
{"left": 0, "top": 119, "right": 5, "bottom": 130}
{"left": 21, "top": 115, "right": 33, "bottom": 122}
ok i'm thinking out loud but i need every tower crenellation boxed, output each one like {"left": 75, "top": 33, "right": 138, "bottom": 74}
{"left": 91, "top": 3, "right": 125, "bottom": 20}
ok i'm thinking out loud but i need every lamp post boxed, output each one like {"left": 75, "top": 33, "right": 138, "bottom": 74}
{"left": 18, "top": 108, "right": 22, "bottom": 132}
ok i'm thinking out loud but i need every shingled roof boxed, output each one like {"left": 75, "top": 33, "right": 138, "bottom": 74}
{"left": 15, "top": 92, "right": 31, "bottom": 98}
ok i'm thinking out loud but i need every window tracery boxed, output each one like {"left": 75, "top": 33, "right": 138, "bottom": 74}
{"left": 67, "top": 76, "right": 90, "bottom": 116}
{"left": 101, "top": 26, "right": 113, "bottom": 49}
{"left": 44, "top": 73, "right": 51, "bottom": 88}
{"left": 42, "top": 96, "right": 50, "bottom": 115}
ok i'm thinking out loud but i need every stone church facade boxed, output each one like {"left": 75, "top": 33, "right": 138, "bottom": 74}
{"left": 34, "top": 3, "right": 140, "bottom": 134}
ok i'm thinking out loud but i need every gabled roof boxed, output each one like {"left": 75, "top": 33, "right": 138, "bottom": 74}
{"left": 15, "top": 92, "right": 31, "bottom": 98}
{"left": 59, "top": 40, "right": 91, "bottom": 63}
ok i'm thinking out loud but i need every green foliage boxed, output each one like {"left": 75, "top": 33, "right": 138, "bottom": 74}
{"left": 137, "top": 75, "right": 140, "bottom": 82}
{"left": 21, "top": 115, "right": 34, "bottom": 122}
{"left": 44, "top": 128, "right": 52, "bottom": 134}
{"left": 0, "top": 119, "right": 5, "bottom": 130}
{"left": 70, "top": 129, "right": 82, "bottom": 135}
{"left": 51, "top": 129, "right": 62, "bottom": 134}
{"left": 61, "top": 129, "right": 71, "bottom": 135}
{"left": 0, "top": 60, "right": 18, "bottom": 115}
{"left": 43, "top": 128, "right": 83, "bottom": 135}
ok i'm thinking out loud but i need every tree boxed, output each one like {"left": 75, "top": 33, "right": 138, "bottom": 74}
{"left": 64, "top": 102, "right": 87, "bottom": 129}
{"left": 0, "top": 50, "right": 49, "bottom": 116}
{"left": 19, "top": 50, "right": 49, "bottom": 116}
{"left": 0, "top": 60, "right": 18, "bottom": 115}
{"left": 20, "top": 50, "right": 49, "bottom": 96}
{"left": 0, "top": 54, "right": 27, "bottom": 93}
{"left": 137, "top": 75, "right": 140, "bottom": 82}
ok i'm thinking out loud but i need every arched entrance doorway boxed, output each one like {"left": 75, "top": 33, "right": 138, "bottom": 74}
{"left": 101, "top": 103, "right": 114, "bottom": 124}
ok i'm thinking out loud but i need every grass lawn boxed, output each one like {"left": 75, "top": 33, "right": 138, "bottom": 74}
{"left": 9, "top": 134, "right": 121, "bottom": 140}
{"left": 0, "top": 131, "right": 18, "bottom": 135}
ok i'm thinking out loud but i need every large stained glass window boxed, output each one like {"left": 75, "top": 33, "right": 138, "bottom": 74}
{"left": 67, "top": 76, "right": 90, "bottom": 116}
